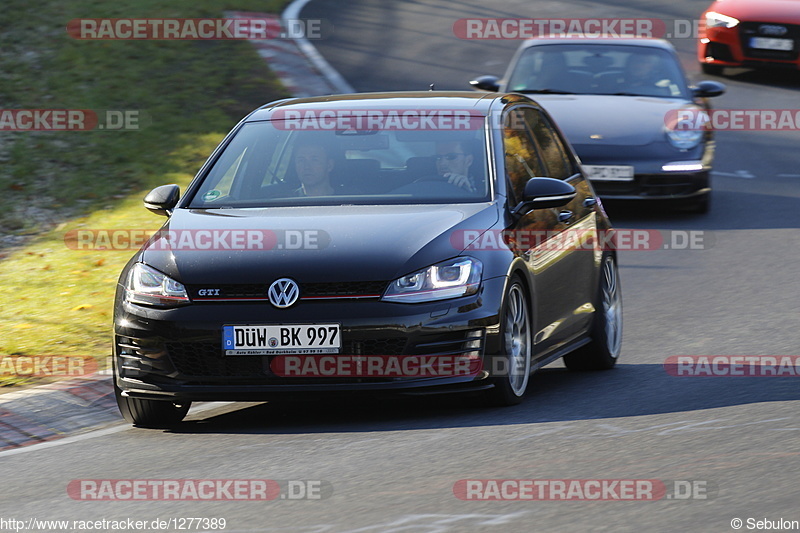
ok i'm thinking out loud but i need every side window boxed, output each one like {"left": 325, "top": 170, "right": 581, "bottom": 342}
{"left": 524, "top": 109, "right": 575, "bottom": 180}
{"left": 194, "top": 141, "right": 251, "bottom": 203}
{"left": 502, "top": 109, "right": 546, "bottom": 204}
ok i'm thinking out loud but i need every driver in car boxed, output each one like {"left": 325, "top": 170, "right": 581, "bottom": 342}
{"left": 435, "top": 140, "right": 476, "bottom": 193}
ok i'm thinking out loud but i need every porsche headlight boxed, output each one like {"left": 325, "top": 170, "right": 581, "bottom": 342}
{"left": 125, "top": 263, "right": 190, "bottom": 307}
{"left": 666, "top": 128, "right": 704, "bottom": 150}
{"left": 382, "top": 257, "right": 483, "bottom": 303}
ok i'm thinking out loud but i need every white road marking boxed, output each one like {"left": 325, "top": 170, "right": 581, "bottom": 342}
{"left": 0, "top": 424, "right": 130, "bottom": 458}
{"left": 511, "top": 418, "right": 794, "bottom": 442}
{"left": 283, "top": 0, "right": 355, "bottom": 94}
{"left": 711, "top": 170, "right": 755, "bottom": 179}
{"left": 0, "top": 402, "right": 233, "bottom": 458}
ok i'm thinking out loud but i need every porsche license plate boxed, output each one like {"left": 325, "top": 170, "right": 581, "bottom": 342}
{"left": 583, "top": 165, "right": 635, "bottom": 181}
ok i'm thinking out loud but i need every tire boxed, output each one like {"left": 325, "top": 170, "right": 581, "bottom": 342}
{"left": 701, "top": 63, "right": 723, "bottom": 76}
{"left": 114, "top": 379, "right": 191, "bottom": 428}
{"left": 563, "top": 254, "right": 622, "bottom": 371}
{"left": 676, "top": 193, "right": 710, "bottom": 214}
{"left": 483, "top": 277, "right": 532, "bottom": 406}
{"left": 688, "top": 193, "right": 710, "bottom": 214}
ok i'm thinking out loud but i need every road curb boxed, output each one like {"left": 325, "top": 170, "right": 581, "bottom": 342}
{"left": 226, "top": 7, "right": 354, "bottom": 96}
{"left": 281, "top": 0, "right": 355, "bottom": 94}
{"left": 0, "top": 373, "right": 118, "bottom": 451}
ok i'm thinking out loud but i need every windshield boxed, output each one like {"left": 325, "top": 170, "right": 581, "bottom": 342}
{"left": 507, "top": 44, "right": 689, "bottom": 98}
{"left": 187, "top": 117, "right": 491, "bottom": 208}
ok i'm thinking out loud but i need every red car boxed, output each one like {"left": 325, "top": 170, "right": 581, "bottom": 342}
{"left": 698, "top": 0, "right": 800, "bottom": 75}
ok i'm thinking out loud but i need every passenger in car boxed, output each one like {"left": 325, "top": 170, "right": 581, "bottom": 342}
{"left": 293, "top": 139, "right": 337, "bottom": 196}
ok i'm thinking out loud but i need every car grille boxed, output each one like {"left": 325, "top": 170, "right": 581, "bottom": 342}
{"left": 116, "top": 336, "right": 177, "bottom": 378}
{"left": 117, "top": 331, "right": 483, "bottom": 382}
{"left": 409, "top": 330, "right": 485, "bottom": 358}
{"left": 186, "top": 281, "right": 387, "bottom": 301}
{"left": 592, "top": 174, "right": 706, "bottom": 198}
{"left": 706, "top": 42, "right": 735, "bottom": 63}
{"left": 740, "top": 22, "right": 799, "bottom": 61}
{"left": 343, "top": 337, "right": 408, "bottom": 356}
{"left": 166, "top": 341, "right": 267, "bottom": 378}
{"left": 164, "top": 337, "right": 408, "bottom": 379}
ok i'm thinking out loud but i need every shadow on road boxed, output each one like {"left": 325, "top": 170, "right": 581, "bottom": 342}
{"left": 167, "top": 363, "right": 800, "bottom": 435}
{"left": 602, "top": 187, "right": 800, "bottom": 231}
{"left": 706, "top": 68, "right": 800, "bottom": 90}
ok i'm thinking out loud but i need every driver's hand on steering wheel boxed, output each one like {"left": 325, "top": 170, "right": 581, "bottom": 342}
{"left": 442, "top": 172, "right": 475, "bottom": 193}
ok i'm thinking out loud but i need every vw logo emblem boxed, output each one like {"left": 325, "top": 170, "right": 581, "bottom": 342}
{"left": 268, "top": 278, "right": 300, "bottom": 308}
{"left": 760, "top": 24, "right": 788, "bottom": 36}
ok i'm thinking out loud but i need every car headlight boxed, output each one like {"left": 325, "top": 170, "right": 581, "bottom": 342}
{"left": 382, "top": 257, "right": 483, "bottom": 303}
{"left": 666, "top": 127, "right": 704, "bottom": 150}
{"left": 125, "top": 263, "right": 190, "bottom": 307}
{"left": 706, "top": 11, "right": 739, "bottom": 29}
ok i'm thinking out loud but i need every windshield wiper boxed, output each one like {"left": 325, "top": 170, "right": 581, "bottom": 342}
{"left": 515, "top": 89, "right": 575, "bottom": 95}
{"left": 608, "top": 92, "right": 651, "bottom": 97}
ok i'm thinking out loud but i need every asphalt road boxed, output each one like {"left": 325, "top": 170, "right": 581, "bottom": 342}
{"left": 2, "top": 1, "right": 800, "bottom": 532}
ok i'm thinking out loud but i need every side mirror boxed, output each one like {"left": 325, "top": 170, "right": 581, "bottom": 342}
{"left": 692, "top": 80, "right": 726, "bottom": 98}
{"left": 511, "top": 177, "right": 576, "bottom": 216}
{"left": 144, "top": 184, "right": 180, "bottom": 216}
{"left": 469, "top": 75, "right": 501, "bottom": 92}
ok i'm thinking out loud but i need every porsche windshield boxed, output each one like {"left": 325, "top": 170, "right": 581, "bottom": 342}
{"left": 188, "top": 118, "right": 491, "bottom": 208}
{"left": 507, "top": 44, "right": 690, "bottom": 98}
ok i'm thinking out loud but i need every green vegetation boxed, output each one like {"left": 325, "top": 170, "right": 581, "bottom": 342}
{"left": 0, "top": 0, "right": 291, "bottom": 386}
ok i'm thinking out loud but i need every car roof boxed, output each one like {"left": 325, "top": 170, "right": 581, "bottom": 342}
{"left": 518, "top": 37, "right": 676, "bottom": 51}
{"left": 246, "top": 91, "right": 512, "bottom": 121}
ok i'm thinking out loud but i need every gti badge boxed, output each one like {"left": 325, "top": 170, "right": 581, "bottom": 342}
{"left": 197, "top": 288, "right": 221, "bottom": 296}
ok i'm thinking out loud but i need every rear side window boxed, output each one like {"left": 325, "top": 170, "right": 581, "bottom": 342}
{"left": 502, "top": 109, "right": 547, "bottom": 204}
{"left": 523, "top": 109, "right": 575, "bottom": 180}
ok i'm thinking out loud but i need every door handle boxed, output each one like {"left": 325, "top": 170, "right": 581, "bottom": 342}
{"left": 558, "top": 210, "right": 574, "bottom": 223}
{"left": 583, "top": 197, "right": 597, "bottom": 207}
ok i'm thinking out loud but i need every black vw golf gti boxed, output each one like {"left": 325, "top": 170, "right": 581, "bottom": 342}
{"left": 113, "top": 91, "right": 622, "bottom": 427}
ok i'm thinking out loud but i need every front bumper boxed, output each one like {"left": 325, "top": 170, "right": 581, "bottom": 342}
{"left": 699, "top": 24, "right": 800, "bottom": 70}
{"left": 589, "top": 170, "right": 710, "bottom": 201}
{"left": 114, "top": 277, "right": 507, "bottom": 401}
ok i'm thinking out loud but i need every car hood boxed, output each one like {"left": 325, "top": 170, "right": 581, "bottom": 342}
{"left": 708, "top": 0, "right": 800, "bottom": 24}
{"left": 535, "top": 94, "right": 690, "bottom": 146}
{"left": 140, "top": 204, "right": 498, "bottom": 285}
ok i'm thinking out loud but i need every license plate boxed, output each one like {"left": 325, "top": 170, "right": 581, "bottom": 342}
{"left": 750, "top": 37, "right": 793, "bottom": 51}
{"left": 223, "top": 324, "right": 341, "bottom": 355}
{"left": 583, "top": 165, "right": 635, "bottom": 181}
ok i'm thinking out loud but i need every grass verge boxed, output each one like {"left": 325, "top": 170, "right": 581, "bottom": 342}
{"left": 0, "top": 0, "right": 292, "bottom": 387}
